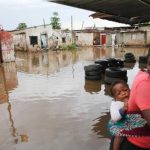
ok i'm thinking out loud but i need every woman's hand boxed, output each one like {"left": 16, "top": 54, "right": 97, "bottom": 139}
{"left": 123, "top": 100, "right": 128, "bottom": 112}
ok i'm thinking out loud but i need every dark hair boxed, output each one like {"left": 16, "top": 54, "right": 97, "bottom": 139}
{"left": 110, "top": 80, "right": 129, "bottom": 97}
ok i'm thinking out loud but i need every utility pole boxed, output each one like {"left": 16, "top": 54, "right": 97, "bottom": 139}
{"left": 71, "top": 16, "right": 73, "bottom": 44}
{"left": 43, "top": 18, "right": 46, "bottom": 28}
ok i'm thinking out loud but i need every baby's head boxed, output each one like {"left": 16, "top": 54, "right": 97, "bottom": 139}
{"left": 110, "top": 80, "right": 130, "bottom": 102}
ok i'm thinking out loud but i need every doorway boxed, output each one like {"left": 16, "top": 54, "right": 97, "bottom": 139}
{"left": 101, "top": 34, "right": 106, "bottom": 45}
{"left": 93, "top": 32, "right": 100, "bottom": 45}
{"left": 41, "top": 34, "right": 48, "bottom": 49}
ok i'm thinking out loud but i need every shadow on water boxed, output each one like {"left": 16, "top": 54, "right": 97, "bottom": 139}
{"left": 92, "top": 112, "right": 111, "bottom": 139}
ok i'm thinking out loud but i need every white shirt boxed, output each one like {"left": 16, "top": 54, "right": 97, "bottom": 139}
{"left": 110, "top": 100, "right": 124, "bottom": 122}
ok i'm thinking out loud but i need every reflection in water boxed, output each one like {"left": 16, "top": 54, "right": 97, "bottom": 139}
{"left": 0, "top": 63, "right": 29, "bottom": 146}
{"left": 42, "top": 52, "right": 49, "bottom": 66}
{"left": 32, "top": 55, "right": 39, "bottom": 66}
{"left": 104, "top": 83, "right": 111, "bottom": 96}
{"left": 84, "top": 80, "right": 101, "bottom": 93}
{"left": 15, "top": 47, "right": 149, "bottom": 75}
{"left": 101, "top": 48, "right": 106, "bottom": 59}
{"left": 92, "top": 112, "right": 111, "bottom": 139}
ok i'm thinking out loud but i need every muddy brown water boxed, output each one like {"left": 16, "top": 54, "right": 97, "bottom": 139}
{"left": 0, "top": 47, "right": 148, "bottom": 150}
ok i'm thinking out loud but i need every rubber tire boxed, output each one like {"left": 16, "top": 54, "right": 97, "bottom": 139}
{"left": 85, "top": 70, "right": 102, "bottom": 76}
{"left": 85, "top": 75, "right": 101, "bottom": 80}
{"left": 104, "top": 76, "right": 128, "bottom": 84}
{"left": 95, "top": 59, "right": 109, "bottom": 66}
{"left": 105, "top": 68, "right": 127, "bottom": 78}
{"left": 84, "top": 64, "right": 102, "bottom": 72}
{"left": 107, "top": 58, "right": 124, "bottom": 67}
{"left": 139, "top": 56, "right": 147, "bottom": 63}
{"left": 139, "top": 63, "right": 147, "bottom": 70}
{"left": 125, "top": 55, "right": 135, "bottom": 60}
{"left": 117, "top": 59, "right": 124, "bottom": 67}
{"left": 95, "top": 59, "right": 108, "bottom": 69}
{"left": 124, "top": 53, "right": 134, "bottom": 58}
{"left": 124, "top": 58, "right": 136, "bottom": 63}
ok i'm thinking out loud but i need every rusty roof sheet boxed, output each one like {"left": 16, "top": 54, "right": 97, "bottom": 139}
{"left": 48, "top": 0, "right": 150, "bottom": 25}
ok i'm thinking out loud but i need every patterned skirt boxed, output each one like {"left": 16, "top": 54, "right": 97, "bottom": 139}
{"left": 108, "top": 112, "right": 150, "bottom": 137}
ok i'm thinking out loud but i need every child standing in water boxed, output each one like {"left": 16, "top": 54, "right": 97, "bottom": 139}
{"left": 109, "top": 80, "right": 130, "bottom": 150}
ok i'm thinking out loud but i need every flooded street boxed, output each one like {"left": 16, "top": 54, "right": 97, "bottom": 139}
{"left": 0, "top": 47, "right": 148, "bottom": 150}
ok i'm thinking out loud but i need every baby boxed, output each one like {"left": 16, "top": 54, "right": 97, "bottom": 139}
{"left": 109, "top": 80, "right": 130, "bottom": 150}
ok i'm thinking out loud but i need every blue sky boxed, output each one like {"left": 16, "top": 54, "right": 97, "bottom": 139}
{"left": 0, "top": 0, "right": 128, "bottom": 30}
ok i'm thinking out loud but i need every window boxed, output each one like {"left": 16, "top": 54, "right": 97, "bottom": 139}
{"left": 75, "top": 36, "right": 78, "bottom": 41}
{"left": 30, "top": 36, "right": 38, "bottom": 45}
{"left": 62, "top": 37, "right": 66, "bottom": 43}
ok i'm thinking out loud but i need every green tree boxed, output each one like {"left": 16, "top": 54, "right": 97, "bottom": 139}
{"left": 50, "top": 12, "right": 61, "bottom": 29}
{"left": 17, "top": 23, "right": 27, "bottom": 30}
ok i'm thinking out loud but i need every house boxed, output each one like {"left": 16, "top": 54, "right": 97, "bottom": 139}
{"left": 10, "top": 24, "right": 72, "bottom": 52}
{"left": 105, "top": 26, "right": 150, "bottom": 47}
{"left": 74, "top": 27, "right": 110, "bottom": 46}
{"left": 116, "top": 30, "right": 146, "bottom": 47}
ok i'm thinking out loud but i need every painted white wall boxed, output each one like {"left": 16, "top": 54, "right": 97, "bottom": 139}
{"left": 116, "top": 32, "right": 145, "bottom": 46}
{"left": 112, "top": 34, "right": 116, "bottom": 46}
{"left": 75, "top": 33, "right": 93, "bottom": 46}
{"left": 12, "top": 25, "right": 72, "bottom": 51}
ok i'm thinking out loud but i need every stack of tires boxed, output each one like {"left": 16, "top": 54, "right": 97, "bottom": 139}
{"left": 95, "top": 58, "right": 124, "bottom": 72}
{"left": 95, "top": 59, "right": 109, "bottom": 72}
{"left": 139, "top": 56, "right": 147, "bottom": 63}
{"left": 124, "top": 53, "right": 136, "bottom": 63}
{"left": 139, "top": 56, "right": 148, "bottom": 70}
{"left": 107, "top": 58, "right": 124, "bottom": 67}
{"left": 104, "top": 67, "right": 127, "bottom": 84}
{"left": 84, "top": 64, "right": 103, "bottom": 80}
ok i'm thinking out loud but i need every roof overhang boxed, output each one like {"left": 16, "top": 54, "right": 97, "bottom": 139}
{"left": 48, "top": 0, "right": 150, "bottom": 25}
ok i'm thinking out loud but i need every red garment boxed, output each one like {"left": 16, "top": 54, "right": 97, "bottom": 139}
{"left": 128, "top": 71, "right": 150, "bottom": 149}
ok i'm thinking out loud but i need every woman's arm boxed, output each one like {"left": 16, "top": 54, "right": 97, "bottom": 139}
{"left": 142, "top": 109, "right": 150, "bottom": 127}
{"left": 136, "top": 81, "right": 150, "bottom": 127}
{"left": 113, "top": 136, "right": 124, "bottom": 150}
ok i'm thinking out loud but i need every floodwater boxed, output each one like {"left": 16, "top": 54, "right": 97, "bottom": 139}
{"left": 0, "top": 47, "right": 148, "bottom": 150}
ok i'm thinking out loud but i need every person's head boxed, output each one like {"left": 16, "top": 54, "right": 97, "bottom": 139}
{"left": 110, "top": 80, "right": 130, "bottom": 102}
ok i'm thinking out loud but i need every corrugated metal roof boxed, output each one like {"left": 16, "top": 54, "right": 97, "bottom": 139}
{"left": 48, "top": 0, "right": 150, "bottom": 25}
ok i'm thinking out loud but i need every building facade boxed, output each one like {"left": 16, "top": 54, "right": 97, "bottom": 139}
{"left": 11, "top": 25, "right": 72, "bottom": 52}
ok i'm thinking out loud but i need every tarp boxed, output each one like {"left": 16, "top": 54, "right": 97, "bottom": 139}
{"left": 48, "top": 0, "right": 150, "bottom": 25}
